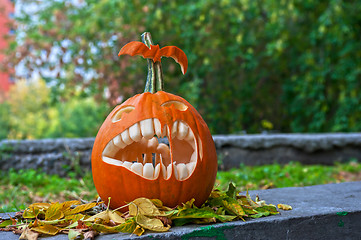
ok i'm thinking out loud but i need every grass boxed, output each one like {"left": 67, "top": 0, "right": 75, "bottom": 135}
{"left": 1, "top": 161, "right": 360, "bottom": 213}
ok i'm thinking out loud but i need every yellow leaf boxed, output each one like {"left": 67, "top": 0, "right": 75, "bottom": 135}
{"left": 65, "top": 213, "right": 85, "bottom": 222}
{"left": 23, "top": 207, "right": 46, "bottom": 219}
{"left": 132, "top": 225, "right": 145, "bottom": 236}
{"left": 277, "top": 204, "right": 292, "bottom": 210}
{"left": 84, "top": 211, "right": 109, "bottom": 223}
{"left": 129, "top": 198, "right": 161, "bottom": 217}
{"left": 135, "top": 214, "right": 170, "bottom": 232}
{"left": 84, "top": 210, "right": 125, "bottom": 225}
{"left": 109, "top": 210, "right": 125, "bottom": 224}
{"left": 45, "top": 202, "right": 64, "bottom": 221}
{"left": 28, "top": 203, "right": 51, "bottom": 210}
{"left": 31, "top": 224, "right": 59, "bottom": 235}
{"left": 60, "top": 200, "right": 81, "bottom": 211}
{"left": 64, "top": 202, "right": 97, "bottom": 216}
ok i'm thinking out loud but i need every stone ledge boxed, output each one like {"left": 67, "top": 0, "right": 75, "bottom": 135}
{"left": 1, "top": 182, "right": 360, "bottom": 239}
{"left": 1, "top": 133, "right": 361, "bottom": 175}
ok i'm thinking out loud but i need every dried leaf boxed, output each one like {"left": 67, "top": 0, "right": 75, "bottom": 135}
{"left": 83, "top": 230, "right": 98, "bottom": 240}
{"left": 45, "top": 202, "right": 64, "bottom": 220}
{"left": 68, "top": 229, "right": 83, "bottom": 240}
{"left": 19, "top": 227, "right": 39, "bottom": 240}
{"left": 32, "top": 224, "right": 60, "bottom": 235}
{"left": 60, "top": 200, "right": 81, "bottom": 211}
{"left": 246, "top": 190, "right": 261, "bottom": 208}
{"left": 135, "top": 214, "right": 170, "bottom": 232}
{"left": 28, "top": 203, "right": 51, "bottom": 210}
{"left": 84, "top": 210, "right": 125, "bottom": 224}
{"left": 277, "top": 204, "right": 292, "bottom": 210}
{"left": 109, "top": 211, "right": 125, "bottom": 224}
{"left": 64, "top": 202, "right": 97, "bottom": 216}
{"left": 129, "top": 198, "right": 162, "bottom": 217}
{"left": 87, "top": 217, "right": 137, "bottom": 233}
{"left": 23, "top": 207, "right": 45, "bottom": 219}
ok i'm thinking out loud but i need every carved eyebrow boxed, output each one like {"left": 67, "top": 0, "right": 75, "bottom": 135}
{"left": 112, "top": 106, "right": 135, "bottom": 122}
{"left": 161, "top": 100, "right": 188, "bottom": 111}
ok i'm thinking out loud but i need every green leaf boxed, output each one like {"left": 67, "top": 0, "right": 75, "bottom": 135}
{"left": 226, "top": 182, "right": 237, "bottom": 199}
{"left": 0, "top": 219, "right": 13, "bottom": 228}
{"left": 222, "top": 198, "right": 246, "bottom": 217}
{"left": 172, "top": 207, "right": 236, "bottom": 223}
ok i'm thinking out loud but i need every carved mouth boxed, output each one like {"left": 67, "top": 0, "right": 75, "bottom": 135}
{"left": 102, "top": 118, "right": 198, "bottom": 180}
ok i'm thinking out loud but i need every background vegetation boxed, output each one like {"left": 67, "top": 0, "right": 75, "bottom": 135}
{"left": 0, "top": 0, "right": 360, "bottom": 140}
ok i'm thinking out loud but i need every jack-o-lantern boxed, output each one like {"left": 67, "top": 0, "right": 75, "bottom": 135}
{"left": 92, "top": 33, "right": 217, "bottom": 210}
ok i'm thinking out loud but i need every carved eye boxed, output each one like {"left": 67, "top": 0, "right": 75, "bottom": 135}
{"left": 112, "top": 106, "right": 135, "bottom": 122}
{"left": 161, "top": 100, "right": 188, "bottom": 111}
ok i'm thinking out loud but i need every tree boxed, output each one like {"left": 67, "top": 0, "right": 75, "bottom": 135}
{"left": 4, "top": 0, "right": 361, "bottom": 134}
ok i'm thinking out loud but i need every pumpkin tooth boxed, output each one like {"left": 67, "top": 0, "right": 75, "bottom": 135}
{"left": 129, "top": 123, "right": 142, "bottom": 142}
{"left": 157, "top": 143, "right": 170, "bottom": 166}
{"left": 186, "top": 162, "right": 196, "bottom": 174}
{"left": 103, "top": 141, "right": 120, "bottom": 157}
{"left": 166, "top": 164, "right": 172, "bottom": 179}
{"left": 143, "top": 163, "right": 154, "bottom": 179}
{"left": 172, "top": 162, "right": 179, "bottom": 180}
{"left": 177, "top": 121, "right": 189, "bottom": 140}
{"left": 185, "top": 128, "right": 194, "bottom": 141}
{"left": 153, "top": 118, "right": 163, "bottom": 138}
{"left": 131, "top": 162, "right": 143, "bottom": 176}
{"left": 140, "top": 119, "right": 155, "bottom": 139}
{"left": 113, "top": 135, "right": 126, "bottom": 149}
{"left": 176, "top": 163, "right": 189, "bottom": 180}
{"left": 154, "top": 163, "right": 166, "bottom": 179}
{"left": 148, "top": 137, "right": 159, "bottom": 151}
{"left": 171, "top": 121, "right": 178, "bottom": 138}
{"left": 122, "top": 161, "right": 132, "bottom": 169}
{"left": 190, "top": 151, "right": 197, "bottom": 162}
{"left": 102, "top": 156, "right": 123, "bottom": 166}
{"left": 121, "top": 129, "right": 133, "bottom": 145}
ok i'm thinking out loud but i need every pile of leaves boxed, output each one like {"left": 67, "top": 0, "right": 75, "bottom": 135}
{"left": 0, "top": 183, "right": 291, "bottom": 239}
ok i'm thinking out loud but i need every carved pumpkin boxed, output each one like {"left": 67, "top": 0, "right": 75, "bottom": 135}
{"left": 92, "top": 33, "right": 217, "bottom": 210}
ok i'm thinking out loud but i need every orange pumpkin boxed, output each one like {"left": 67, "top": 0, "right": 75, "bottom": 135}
{"left": 91, "top": 32, "right": 217, "bottom": 210}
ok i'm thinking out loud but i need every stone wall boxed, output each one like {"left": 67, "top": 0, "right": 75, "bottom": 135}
{"left": 1, "top": 133, "right": 360, "bottom": 176}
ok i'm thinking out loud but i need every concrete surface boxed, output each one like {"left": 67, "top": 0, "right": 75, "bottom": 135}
{"left": 1, "top": 181, "right": 360, "bottom": 239}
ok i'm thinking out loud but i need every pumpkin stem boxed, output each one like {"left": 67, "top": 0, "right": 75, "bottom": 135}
{"left": 141, "top": 32, "right": 164, "bottom": 93}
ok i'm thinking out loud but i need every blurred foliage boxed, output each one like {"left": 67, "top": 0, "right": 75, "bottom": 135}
{"left": 0, "top": 79, "right": 107, "bottom": 140}
{"left": 7, "top": 79, "right": 52, "bottom": 139}
{"left": 0, "top": 102, "right": 11, "bottom": 139}
{"left": 3, "top": 0, "right": 361, "bottom": 134}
